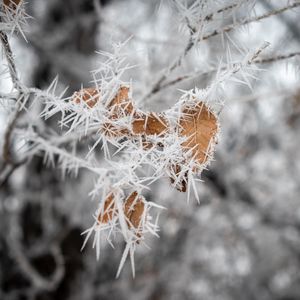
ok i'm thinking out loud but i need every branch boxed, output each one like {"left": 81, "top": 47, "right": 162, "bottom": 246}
{"left": 0, "top": 17, "right": 27, "bottom": 186}
{"left": 0, "top": 30, "right": 22, "bottom": 90}
{"left": 0, "top": 109, "right": 27, "bottom": 189}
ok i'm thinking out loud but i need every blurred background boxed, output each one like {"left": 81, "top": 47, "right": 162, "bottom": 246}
{"left": 1, "top": 0, "right": 300, "bottom": 299}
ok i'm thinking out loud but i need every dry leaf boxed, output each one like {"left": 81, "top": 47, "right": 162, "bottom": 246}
{"left": 103, "top": 86, "right": 134, "bottom": 137}
{"left": 132, "top": 112, "right": 169, "bottom": 136}
{"left": 179, "top": 101, "right": 218, "bottom": 164}
{"left": 73, "top": 87, "right": 100, "bottom": 108}
{"left": 3, "top": 0, "right": 21, "bottom": 9}
{"left": 73, "top": 86, "right": 132, "bottom": 112}
{"left": 108, "top": 86, "right": 134, "bottom": 116}
{"left": 124, "top": 191, "right": 145, "bottom": 229}
{"left": 97, "top": 193, "right": 117, "bottom": 224}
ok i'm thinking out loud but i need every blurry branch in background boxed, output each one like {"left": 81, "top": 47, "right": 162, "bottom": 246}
{"left": 143, "top": 1, "right": 300, "bottom": 101}
{"left": 7, "top": 213, "right": 65, "bottom": 292}
{"left": 0, "top": 109, "right": 27, "bottom": 189}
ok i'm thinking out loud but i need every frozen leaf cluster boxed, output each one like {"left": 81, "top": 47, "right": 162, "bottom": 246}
{"left": 1, "top": 0, "right": 286, "bottom": 278}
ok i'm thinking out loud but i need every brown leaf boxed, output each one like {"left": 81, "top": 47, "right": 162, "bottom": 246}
{"left": 3, "top": 0, "right": 21, "bottom": 9}
{"left": 73, "top": 87, "right": 100, "bottom": 108}
{"left": 108, "top": 86, "right": 134, "bottom": 116}
{"left": 97, "top": 193, "right": 117, "bottom": 224}
{"left": 124, "top": 191, "right": 145, "bottom": 229}
{"left": 179, "top": 102, "right": 218, "bottom": 164}
{"left": 132, "top": 112, "right": 169, "bottom": 136}
{"left": 103, "top": 86, "right": 134, "bottom": 137}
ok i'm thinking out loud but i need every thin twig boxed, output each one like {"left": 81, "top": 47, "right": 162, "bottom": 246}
{"left": 7, "top": 216, "right": 65, "bottom": 291}
{"left": 253, "top": 51, "right": 300, "bottom": 64}
{"left": 155, "top": 51, "right": 300, "bottom": 94}
{"left": 193, "top": 0, "right": 252, "bottom": 29}
{"left": 204, "top": 3, "right": 240, "bottom": 22}
{"left": 201, "top": 2, "right": 300, "bottom": 42}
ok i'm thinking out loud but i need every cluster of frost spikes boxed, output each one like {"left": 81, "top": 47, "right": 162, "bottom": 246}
{"left": 23, "top": 40, "right": 208, "bottom": 276}
{"left": 21, "top": 33, "right": 269, "bottom": 276}
{"left": 0, "top": 0, "right": 292, "bottom": 282}
{"left": 0, "top": 0, "right": 30, "bottom": 39}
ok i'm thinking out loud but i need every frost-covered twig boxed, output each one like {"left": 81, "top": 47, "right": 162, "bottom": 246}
{"left": 154, "top": 50, "right": 300, "bottom": 94}
{"left": 175, "top": 0, "right": 253, "bottom": 32}
{"left": 201, "top": 1, "right": 300, "bottom": 42}
{"left": 23, "top": 38, "right": 274, "bottom": 276}
{"left": 142, "top": 1, "right": 300, "bottom": 101}
{"left": 253, "top": 51, "right": 300, "bottom": 64}
{"left": 0, "top": 30, "right": 22, "bottom": 90}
